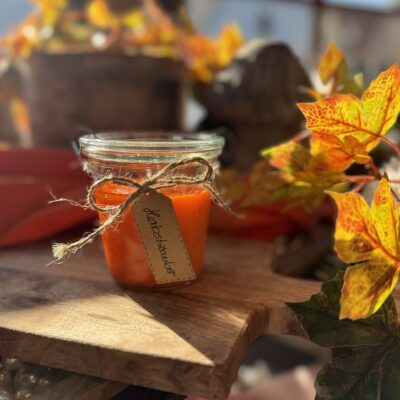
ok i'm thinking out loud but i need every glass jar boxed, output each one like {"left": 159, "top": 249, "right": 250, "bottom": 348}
{"left": 79, "top": 132, "right": 225, "bottom": 289}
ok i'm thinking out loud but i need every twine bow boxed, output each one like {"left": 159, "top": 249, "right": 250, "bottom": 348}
{"left": 52, "top": 157, "right": 233, "bottom": 262}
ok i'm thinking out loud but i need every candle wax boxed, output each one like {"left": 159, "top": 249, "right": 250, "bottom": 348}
{"left": 95, "top": 183, "right": 211, "bottom": 288}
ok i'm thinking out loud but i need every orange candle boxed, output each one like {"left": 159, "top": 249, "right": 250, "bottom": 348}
{"left": 79, "top": 132, "right": 224, "bottom": 289}
{"left": 96, "top": 183, "right": 211, "bottom": 287}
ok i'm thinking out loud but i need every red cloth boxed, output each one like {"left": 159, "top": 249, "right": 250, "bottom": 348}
{"left": 0, "top": 148, "right": 95, "bottom": 248}
{"left": 209, "top": 201, "right": 312, "bottom": 241}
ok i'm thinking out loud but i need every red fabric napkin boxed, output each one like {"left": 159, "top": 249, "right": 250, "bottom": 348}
{"left": 209, "top": 201, "right": 312, "bottom": 241}
{"left": 0, "top": 148, "right": 95, "bottom": 248}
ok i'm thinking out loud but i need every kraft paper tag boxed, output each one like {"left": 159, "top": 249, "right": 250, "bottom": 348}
{"left": 132, "top": 189, "right": 197, "bottom": 284}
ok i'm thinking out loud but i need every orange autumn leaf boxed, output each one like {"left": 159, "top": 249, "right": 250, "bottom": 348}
{"left": 0, "top": 14, "right": 41, "bottom": 57}
{"left": 183, "top": 23, "right": 244, "bottom": 82}
{"left": 86, "top": 0, "right": 120, "bottom": 29}
{"left": 215, "top": 23, "right": 244, "bottom": 67}
{"left": 315, "top": 42, "right": 363, "bottom": 98}
{"left": 9, "top": 97, "right": 32, "bottom": 145}
{"left": 311, "top": 134, "right": 371, "bottom": 172}
{"left": 299, "top": 64, "right": 400, "bottom": 172}
{"left": 319, "top": 41, "right": 348, "bottom": 85}
{"left": 328, "top": 178, "right": 400, "bottom": 320}
{"left": 182, "top": 35, "right": 215, "bottom": 81}
{"left": 31, "top": 0, "right": 66, "bottom": 7}
{"left": 31, "top": 0, "right": 67, "bottom": 26}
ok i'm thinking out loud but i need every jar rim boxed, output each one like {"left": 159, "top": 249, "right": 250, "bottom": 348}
{"left": 79, "top": 132, "right": 225, "bottom": 163}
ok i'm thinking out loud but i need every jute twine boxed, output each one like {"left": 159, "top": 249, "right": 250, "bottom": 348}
{"left": 52, "top": 157, "right": 234, "bottom": 262}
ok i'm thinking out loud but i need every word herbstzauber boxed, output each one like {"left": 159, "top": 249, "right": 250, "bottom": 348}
{"left": 132, "top": 189, "right": 196, "bottom": 284}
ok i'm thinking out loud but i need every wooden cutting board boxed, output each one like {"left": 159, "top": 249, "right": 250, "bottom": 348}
{"left": 0, "top": 236, "right": 319, "bottom": 399}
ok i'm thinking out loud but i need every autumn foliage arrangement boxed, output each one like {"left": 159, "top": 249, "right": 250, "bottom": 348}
{"left": 218, "top": 43, "right": 400, "bottom": 322}
{"left": 0, "top": 0, "right": 244, "bottom": 82}
{"left": 218, "top": 43, "right": 400, "bottom": 397}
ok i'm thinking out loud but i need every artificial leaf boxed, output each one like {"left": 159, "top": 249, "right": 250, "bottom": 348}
{"left": 314, "top": 42, "right": 364, "bottom": 98}
{"left": 31, "top": 0, "right": 66, "bottom": 8}
{"left": 86, "top": 0, "right": 119, "bottom": 30}
{"left": 4, "top": 0, "right": 244, "bottom": 83}
{"left": 9, "top": 97, "right": 31, "bottom": 145}
{"left": 318, "top": 41, "right": 348, "bottom": 86}
{"left": 261, "top": 141, "right": 311, "bottom": 172}
{"left": 182, "top": 35, "right": 215, "bottom": 82}
{"left": 183, "top": 23, "right": 244, "bottom": 82}
{"left": 328, "top": 178, "right": 400, "bottom": 319}
{"left": 288, "top": 270, "right": 400, "bottom": 400}
{"left": 244, "top": 142, "right": 344, "bottom": 209}
{"left": 317, "top": 42, "right": 364, "bottom": 97}
{"left": 32, "top": 0, "right": 67, "bottom": 26}
{"left": 299, "top": 64, "right": 400, "bottom": 172}
{"left": 215, "top": 23, "right": 244, "bottom": 67}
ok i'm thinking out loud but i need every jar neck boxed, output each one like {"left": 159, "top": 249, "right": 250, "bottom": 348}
{"left": 83, "top": 155, "right": 221, "bottom": 182}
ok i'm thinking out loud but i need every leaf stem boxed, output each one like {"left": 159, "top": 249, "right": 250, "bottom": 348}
{"left": 351, "top": 182, "right": 366, "bottom": 192}
{"left": 391, "top": 188, "right": 400, "bottom": 204}
{"left": 368, "top": 160, "right": 382, "bottom": 179}
{"left": 381, "top": 136, "right": 400, "bottom": 157}
{"left": 343, "top": 175, "right": 375, "bottom": 183}
{"left": 291, "top": 130, "right": 311, "bottom": 143}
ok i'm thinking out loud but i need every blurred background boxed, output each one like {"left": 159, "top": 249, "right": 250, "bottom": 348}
{"left": 3, "top": 0, "right": 400, "bottom": 79}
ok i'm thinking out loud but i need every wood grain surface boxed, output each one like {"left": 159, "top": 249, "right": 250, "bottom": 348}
{"left": 0, "top": 236, "right": 320, "bottom": 399}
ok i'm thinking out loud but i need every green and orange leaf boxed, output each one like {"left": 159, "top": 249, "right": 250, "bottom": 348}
{"left": 299, "top": 64, "right": 400, "bottom": 172}
{"left": 243, "top": 142, "right": 344, "bottom": 209}
{"left": 328, "top": 178, "right": 400, "bottom": 320}
{"left": 288, "top": 271, "right": 400, "bottom": 400}
{"left": 261, "top": 141, "right": 311, "bottom": 172}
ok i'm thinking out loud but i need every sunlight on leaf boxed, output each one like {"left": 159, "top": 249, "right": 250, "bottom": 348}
{"left": 299, "top": 64, "right": 400, "bottom": 172}
{"left": 328, "top": 178, "right": 400, "bottom": 320}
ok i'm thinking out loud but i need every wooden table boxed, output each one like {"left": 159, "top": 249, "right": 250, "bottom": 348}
{"left": 0, "top": 236, "right": 320, "bottom": 399}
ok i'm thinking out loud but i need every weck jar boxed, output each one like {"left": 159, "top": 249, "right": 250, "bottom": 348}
{"left": 79, "top": 132, "right": 225, "bottom": 289}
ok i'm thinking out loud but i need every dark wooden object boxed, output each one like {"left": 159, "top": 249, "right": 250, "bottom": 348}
{"left": 0, "top": 67, "right": 23, "bottom": 144}
{"left": 0, "top": 236, "right": 318, "bottom": 399}
{"left": 22, "top": 54, "right": 185, "bottom": 147}
{"left": 31, "top": 373, "right": 126, "bottom": 399}
{"left": 198, "top": 40, "right": 311, "bottom": 171}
